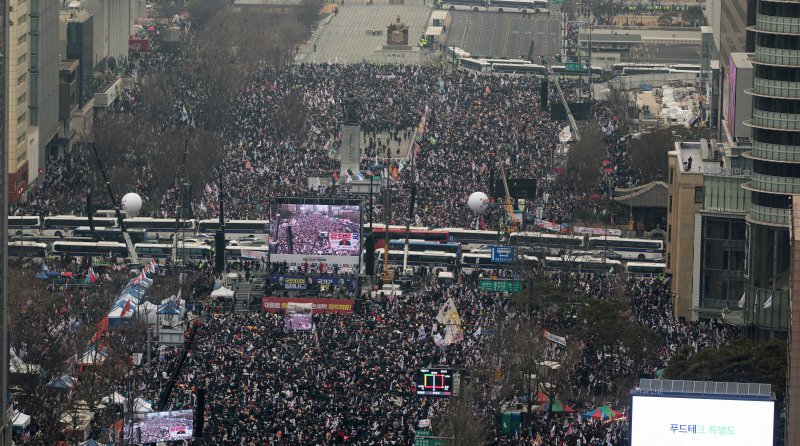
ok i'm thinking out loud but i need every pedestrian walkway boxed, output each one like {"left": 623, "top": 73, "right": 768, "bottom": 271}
{"left": 297, "top": 1, "right": 434, "bottom": 64}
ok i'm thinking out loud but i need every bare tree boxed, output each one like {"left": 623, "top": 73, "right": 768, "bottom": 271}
{"left": 438, "top": 383, "right": 490, "bottom": 446}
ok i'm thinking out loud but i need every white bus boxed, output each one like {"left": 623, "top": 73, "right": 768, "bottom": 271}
{"left": 8, "top": 241, "right": 48, "bottom": 259}
{"left": 197, "top": 219, "right": 270, "bottom": 241}
{"left": 225, "top": 245, "right": 270, "bottom": 261}
{"left": 543, "top": 255, "right": 622, "bottom": 274}
{"left": 135, "top": 243, "right": 212, "bottom": 261}
{"left": 509, "top": 232, "right": 585, "bottom": 255}
{"left": 587, "top": 237, "right": 664, "bottom": 261}
{"left": 375, "top": 249, "right": 458, "bottom": 274}
{"left": 8, "top": 215, "right": 42, "bottom": 236}
{"left": 460, "top": 58, "right": 492, "bottom": 73}
{"left": 625, "top": 262, "right": 666, "bottom": 276}
{"left": 123, "top": 217, "right": 197, "bottom": 240}
{"left": 43, "top": 216, "right": 118, "bottom": 237}
{"left": 72, "top": 226, "right": 151, "bottom": 244}
{"left": 460, "top": 252, "right": 496, "bottom": 274}
{"left": 51, "top": 241, "right": 129, "bottom": 259}
{"left": 488, "top": 0, "right": 546, "bottom": 12}
{"left": 491, "top": 63, "right": 547, "bottom": 75}
{"left": 439, "top": 228, "right": 501, "bottom": 248}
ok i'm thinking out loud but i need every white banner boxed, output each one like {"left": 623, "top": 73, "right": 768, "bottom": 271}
{"left": 543, "top": 329, "right": 567, "bottom": 346}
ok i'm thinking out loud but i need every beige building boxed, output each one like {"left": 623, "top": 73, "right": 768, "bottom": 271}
{"left": 7, "top": 0, "right": 30, "bottom": 202}
{"left": 667, "top": 138, "right": 751, "bottom": 322}
{"left": 790, "top": 195, "right": 800, "bottom": 446}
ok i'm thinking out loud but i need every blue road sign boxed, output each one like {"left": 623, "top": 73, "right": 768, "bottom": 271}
{"left": 490, "top": 246, "right": 517, "bottom": 263}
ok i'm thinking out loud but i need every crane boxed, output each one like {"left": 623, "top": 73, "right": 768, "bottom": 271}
{"left": 499, "top": 163, "right": 519, "bottom": 234}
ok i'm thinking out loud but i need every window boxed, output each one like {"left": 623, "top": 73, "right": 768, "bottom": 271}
{"left": 16, "top": 92, "right": 26, "bottom": 105}
{"left": 694, "top": 186, "right": 704, "bottom": 204}
{"left": 16, "top": 72, "right": 26, "bottom": 85}
{"left": 668, "top": 224, "right": 672, "bottom": 242}
{"left": 669, "top": 195, "right": 673, "bottom": 212}
{"left": 16, "top": 112, "right": 27, "bottom": 125}
{"left": 669, "top": 167, "right": 674, "bottom": 184}
{"left": 16, "top": 53, "right": 26, "bottom": 65}
{"left": 17, "top": 34, "right": 26, "bottom": 45}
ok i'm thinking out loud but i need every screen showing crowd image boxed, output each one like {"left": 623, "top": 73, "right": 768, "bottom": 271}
{"left": 270, "top": 203, "right": 361, "bottom": 256}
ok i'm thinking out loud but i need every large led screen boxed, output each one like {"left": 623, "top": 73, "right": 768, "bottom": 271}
{"left": 269, "top": 199, "right": 362, "bottom": 271}
{"left": 127, "top": 410, "right": 194, "bottom": 444}
{"left": 630, "top": 395, "right": 774, "bottom": 446}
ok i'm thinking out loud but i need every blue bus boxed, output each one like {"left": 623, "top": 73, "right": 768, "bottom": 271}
{"left": 387, "top": 239, "right": 462, "bottom": 256}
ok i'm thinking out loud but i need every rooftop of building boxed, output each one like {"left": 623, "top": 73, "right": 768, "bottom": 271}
{"left": 730, "top": 52, "right": 753, "bottom": 69}
{"left": 671, "top": 139, "right": 724, "bottom": 175}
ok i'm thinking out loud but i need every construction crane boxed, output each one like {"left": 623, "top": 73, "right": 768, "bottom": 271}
{"left": 499, "top": 163, "right": 519, "bottom": 234}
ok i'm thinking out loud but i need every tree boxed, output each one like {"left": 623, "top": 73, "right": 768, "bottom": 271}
{"left": 438, "top": 383, "right": 490, "bottom": 446}
{"left": 628, "top": 128, "right": 677, "bottom": 183}
{"left": 604, "top": 82, "right": 630, "bottom": 133}
{"left": 666, "top": 338, "right": 787, "bottom": 401}
{"left": 658, "top": 11, "right": 677, "bottom": 27}
{"left": 566, "top": 125, "right": 607, "bottom": 195}
{"left": 681, "top": 6, "right": 705, "bottom": 27}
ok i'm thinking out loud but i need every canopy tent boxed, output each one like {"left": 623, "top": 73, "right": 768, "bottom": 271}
{"left": 157, "top": 300, "right": 180, "bottom": 315}
{"left": 537, "top": 399, "right": 576, "bottom": 413}
{"left": 48, "top": 373, "right": 76, "bottom": 389}
{"left": 80, "top": 439, "right": 110, "bottom": 446}
{"left": 582, "top": 405, "right": 623, "bottom": 420}
{"left": 101, "top": 392, "right": 127, "bottom": 405}
{"left": 12, "top": 410, "right": 31, "bottom": 432}
{"left": 133, "top": 398, "right": 153, "bottom": 413}
{"left": 77, "top": 345, "right": 108, "bottom": 366}
{"left": 211, "top": 286, "right": 234, "bottom": 299}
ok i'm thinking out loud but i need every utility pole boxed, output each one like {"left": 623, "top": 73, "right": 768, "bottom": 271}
{"left": 172, "top": 134, "right": 189, "bottom": 265}
{"left": 90, "top": 143, "right": 138, "bottom": 263}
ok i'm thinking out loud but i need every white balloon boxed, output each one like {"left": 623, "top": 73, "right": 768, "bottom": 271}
{"left": 121, "top": 193, "right": 143, "bottom": 218}
{"left": 467, "top": 191, "right": 490, "bottom": 214}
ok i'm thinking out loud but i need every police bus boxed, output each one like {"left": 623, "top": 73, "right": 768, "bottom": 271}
{"left": 438, "top": 228, "right": 500, "bottom": 249}
{"left": 197, "top": 219, "right": 270, "bottom": 241}
{"left": 135, "top": 243, "right": 213, "bottom": 261}
{"left": 72, "top": 227, "right": 151, "bottom": 244}
{"left": 459, "top": 58, "right": 492, "bottom": 73}
{"left": 387, "top": 239, "right": 462, "bottom": 256}
{"left": 123, "top": 217, "right": 197, "bottom": 240}
{"left": 51, "top": 241, "right": 129, "bottom": 259}
{"left": 8, "top": 215, "right": 42, "bottom": 237}
{"left": 624, "top": 262, "right": 666, "bottom": 276}
{"left": 375, "top": 250, "right": 458, "bottom": 274}
{"left": 8, "top": 241, "right": 48, "bottom": 259}
{"left": 43, "top": 216, "right": 118, "bottom": 237}
{"left": 587, "top": 236, "right": 664, "bottom": 261}
{"left": 509, "top": 232, "right": 584, "bottom": 255}
{"left": 460, "top": 252, "right": 497, "bottom": 274}
{"left": 543, "top": 255, "right": 622, "bottom": 274}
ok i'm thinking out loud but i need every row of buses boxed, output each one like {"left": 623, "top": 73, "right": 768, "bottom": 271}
{"left": 8, "top": 240, "right": 268, "bottom": 263}
{"left": 458, "top": 57, "right": 604, "bottom": 79}
{"left": 8, "top": 215, "right": 270, "bottom": 241}
{"left": 442, "top": 0, "right": 548, "bottom": 13}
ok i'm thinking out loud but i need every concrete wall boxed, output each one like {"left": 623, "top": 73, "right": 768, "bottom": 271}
{"left": 84, "top": 0, "right": 130, "bottom": 69}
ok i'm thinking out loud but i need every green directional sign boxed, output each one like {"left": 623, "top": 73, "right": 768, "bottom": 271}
{"left": 565, "top": 62, "right": 583, "bottom": 72}
{"left": 479, "top": 279, "right": 522, "bottom": 293}
{"left": 415, "top": 436, "right": 450, "bottom": 446}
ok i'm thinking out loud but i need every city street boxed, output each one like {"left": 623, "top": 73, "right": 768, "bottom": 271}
{"left": 445, "top": 10, "right": 562, "bottom": 59}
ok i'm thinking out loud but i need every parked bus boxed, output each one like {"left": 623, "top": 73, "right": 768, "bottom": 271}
{"left": 509, "top": 232, "right": 584, "bottom": 255}
{"left": 587, "top": 236, "right": 664, "bottom": 261}
{"left": 225, "top": 245, "right": 270, "bottom": 261}
{"left": 625, "top": 262, "right": 666, "bottom": 276}
{"left": 135, "top": 243, "right": 213, "bottom": 261}
{"left": 443, "top": 0, "right": 487, "bottom": 11}
{"left": 123, "top": 217, "right": 197, "bottom": 240}
{"left": 94, "top": 209, "right": 128, "bottom": 219}
{"left": 8, "top": 241, "right": 48, "bottom": 259}
{"left": 460, "top": 252, "right": 496, "bottom": 274}
{"left": 438, "top": 228, "right": 501, "bottom": 247}
{"left": 370, "top": 226, "right": 448, "bottom": 249}
{"left": 197, "top": 219, "right": 270, "bottom": 241}
{"left": 43, "top": 216, "right": 118, "bottom": 237}
{"left": 72, "top": 227, "right": 151, "bottom": 244}
{"left": 543, "top": 255, "right": 621, "bottom": 274}
{"left": 375, "top": 250, "right": 458, "bottom": 274}
{"left": 488, "top": 0, "right": 546, "bottom": 11}
{"left": 8, "top": 216, "right": 42, "bottom": 237}
{"left": 492, "top": 63, "right": 548, "bottom": 75}
{"left": 387, "top": 239, "right": 461, "bottom": 255}
{"left": 51, "top": 241, "right": 129, "bottom": 259}
{"left": 459, "top": 58, "right": 492, "bottom": 73}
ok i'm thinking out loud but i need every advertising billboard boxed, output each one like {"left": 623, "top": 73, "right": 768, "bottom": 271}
{"left": 415, "top": 368, "right": 454, "bottom": 397}
{"left": 270, "top": 198, "right": 362, "bottom": 271}
{"left": 630, "top": 395, "right": 774, "bottom": 446}
{"left": 127, "top": 410, "right": 194, "bottom": 444}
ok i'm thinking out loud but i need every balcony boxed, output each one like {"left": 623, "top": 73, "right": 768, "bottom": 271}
{"left": 93, "top": 77, "right": 121, "bottom": 108}
{"left": 748, "top": 203, "right": 791, "bottom": 226}
{"left": 751, "top": 172, "right": 800, "bottom": 194}
{"left": 755, "top": 14, "right": 800, "bottom": 35}
{"left": 750, "top": 78, "right": 800, "bottom": 99}
{"left": 747, "top": 110, "right": 800, "bottom": 131}
{"left": 754, "top": 46, "right": 800, "bottom": 66}
{"left": 749, "top": 142, "right": 800, "bottom": 162}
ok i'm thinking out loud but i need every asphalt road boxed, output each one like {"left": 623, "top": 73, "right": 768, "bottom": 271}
{"left": 445, "top": 11, "right": 562, "bottom": 60}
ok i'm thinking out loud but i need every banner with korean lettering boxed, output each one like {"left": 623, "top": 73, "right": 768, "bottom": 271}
{"left": 261, "top": 297, "right": 355, "bottom": 314}
{"left": 268, "top": 275, "right": 357, "bottom": 291}
{"left": 543, "top": 329, "right": 567, "bottom": 346}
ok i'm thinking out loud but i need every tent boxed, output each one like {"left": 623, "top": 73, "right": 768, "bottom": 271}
{"left": 138, "top": 301, "right": 158, "bottom": 325}
{"left": 77, "top": 345, "right": 108, "bottom": 366}
{"left": 101, "top": 392, "right": 127, "bottom": 405}
{"left": 48, "top": 373, "right": 76, "bottom": 389}
{"left": 210, "top": 286, "right": 234, "bottom": 300}
{"left": 133, "top": 398, "right": 153, "bottom": 413}
{"left": 80, "top": 440, "right": 109, "bottom": 446}
{"left": 12, "top": 410, "right": 30, "bottom": 432}
{"left": 537, "top": 399, "right": 576, "bottom": 413}
{"left": 582, "top": 405, "right": 623, "bottom": 420}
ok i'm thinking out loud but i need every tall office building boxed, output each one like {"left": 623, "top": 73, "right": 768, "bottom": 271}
{"left": 28, "top": 0, "right": 60, "bottom": 184}
{"left": 83, "top": 0, "right": 130, "bottom": 70}
{"left": 741, "top": 0, "right": 800, "bottom": 337}
{"left": 718, "top": 0, "right": 757, "bottom": 139}
{"left": 6, "top": 0, "right": 29, "bottom": 203}
{"left": 0, "top": 0, "right": 10, "bottom": 439}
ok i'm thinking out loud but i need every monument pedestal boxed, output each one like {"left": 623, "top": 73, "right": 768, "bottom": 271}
{"left": 340, "top": 124, "right": 361, "bottom": 174}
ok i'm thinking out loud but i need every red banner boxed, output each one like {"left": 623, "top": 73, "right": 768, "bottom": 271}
{"left": 261, "top": 297, "right": 355, "bottom": 314}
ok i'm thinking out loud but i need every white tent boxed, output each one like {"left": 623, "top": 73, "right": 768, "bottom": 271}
{"left": 210, "top": 286, "right": 234, "bottom": 299}
{"left": 12, "top": 410, "right": 30, "bottom": 431}
{"left": 138, "top": 301, "right": 158, "bottom": 325}
{"left": 101, "top": 392, "right": 127, "bottom": 405}
{"left": 133, "top": 398, "right": 153, "bottom": 413}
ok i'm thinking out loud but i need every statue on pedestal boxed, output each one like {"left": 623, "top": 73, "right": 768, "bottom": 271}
{"left": 386, "top": 15, "right": 409, "bottom": 46}
{"left": 344, "top": 93, "right": 360, "bottom": 124}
